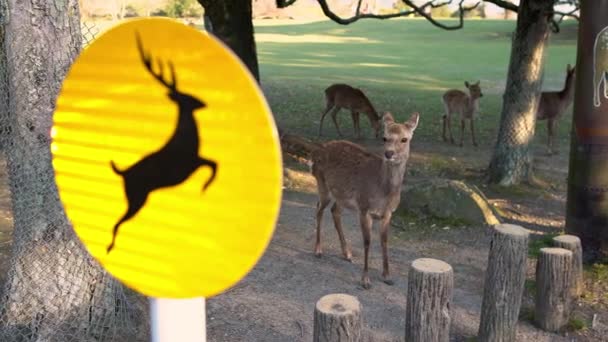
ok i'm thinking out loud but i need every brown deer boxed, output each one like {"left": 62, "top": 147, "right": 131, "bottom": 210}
{"left": 441, "top": 81, "right": 483, "bottom": 147}
{"left": 311, "top": 111, "right": 419, "bottom": 289}
{"left": 536, "top": 64, "right": 576, "bottom": 155}
{"left": 107, "top": 32, "right": 218, "bottom": 253}
{"left": 319, "top": 83, "right": 381, "bottom": 139}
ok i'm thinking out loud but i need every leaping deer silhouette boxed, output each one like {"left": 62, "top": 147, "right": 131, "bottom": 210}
{"left": 106, "top": 32, "right": 218, "bottom": 253}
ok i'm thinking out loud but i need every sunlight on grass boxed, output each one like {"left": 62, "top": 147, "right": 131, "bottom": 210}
{"left": 256, "top": 33, "right": 379, "bottom": 44}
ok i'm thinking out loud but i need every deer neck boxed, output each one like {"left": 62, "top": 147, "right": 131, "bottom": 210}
{"left": 169, "top": 108, "right": 199, "bottom": 150}
{"left": 467, "top": 96, "right": 480, "bottom": 115}
{"left": 380, "top": 157, "right": 408, "bottom": 194}
{"left": 560, "top": 76, "right": 575, "bottom": 103}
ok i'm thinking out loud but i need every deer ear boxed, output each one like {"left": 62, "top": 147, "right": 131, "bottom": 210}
{"left": 405, "top": 112, "right": 419, "bottom": 131}
{"left": 382, "top": 112, "right": 395, "bottom": 125}
{"left": 464, "top": 81, "right": 470, "bottom": 88}
{"left": 475, "top": 80, "right": 480, "bottom": 86}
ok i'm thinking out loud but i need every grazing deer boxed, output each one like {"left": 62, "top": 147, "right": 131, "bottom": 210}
{"left": 594, "top": 26, "right": 608, "bottom": 108}
{"left": 319, "top": 83, "right": 381, "bottom": 139}
{"left": 311, "top": 111, "right": 419, "bottom": 289}
{"left": 441, "top": 81, "right": 483, "bottom": 147}
{"left": 107, "top": 32, "right": 218, "bottom": 253}
{"left": 536, "top": 64, "right": 576, "bottom": 155}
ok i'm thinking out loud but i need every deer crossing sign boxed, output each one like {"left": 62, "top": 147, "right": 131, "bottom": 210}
{"left": 51, "top": 18, "right": 282, "bottom": 299}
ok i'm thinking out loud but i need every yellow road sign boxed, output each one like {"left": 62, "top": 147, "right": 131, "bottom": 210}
{"left": 51, "top": 18, "right": 282, "bottom": 298}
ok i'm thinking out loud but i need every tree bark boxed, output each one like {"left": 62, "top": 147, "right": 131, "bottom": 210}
{"left": 487, "top": 0, "right": 554, "bottom": 185}
{"left": 565, "top": 0, "right": 608, "bottom": 263}
{"left": 535, "top": 247, "right": 574, "bottom": 332}
{"left": 405, "top": 258, "right": 453, "bottom": 342}
{"left": 553, "top": 235, "right": 584, "bottom": 297}
{"left": 0, "top": 1, "right": 147, "bottom": 340}
{"left": 478, "top": 224, "right": 529, "bottom": 342}
{"left": 197, "top": 0, "right": 260, "bottom": 82}
{"left": 313, "top": 293, "right": 362, "bottom": 342}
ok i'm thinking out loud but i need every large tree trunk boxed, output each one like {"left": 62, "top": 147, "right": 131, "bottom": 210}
{"left": 198, "top": 0, "right": 260, "bottom": 82}
{"left": 487, "top": 0, "right": 554, "bottom": 185}
{"left": 0, "top": 1, "right": 146, "bottom": 341}
{"left": 565, "top": 0, "right": 608, "bottom": 263}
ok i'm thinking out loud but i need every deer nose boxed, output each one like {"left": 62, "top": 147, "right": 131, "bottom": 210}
{"left": 384, "top": 151, "right": 394, "bottom": 159}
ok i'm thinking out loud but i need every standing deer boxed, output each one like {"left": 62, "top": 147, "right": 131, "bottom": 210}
{"left": 594, "top": 26, "right": 608, "bottom": 108}
{"left": 441, "top": 81, "right": 483, "bottom": 147}
{"left": 319, "top": 83, "right": 381, "bottom": 139}
{"left": 107, "top": 32, "right": 218, "bottom": 253}
{"left": 536, "top": 64, "right": 576, "bottom": 155}
{"left": 311, "top": 111, "right": 419, "bottom": 289}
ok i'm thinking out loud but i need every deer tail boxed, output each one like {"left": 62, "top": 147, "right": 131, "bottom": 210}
{"left": 110, "top": 161, "right": 125, "bottom": 175}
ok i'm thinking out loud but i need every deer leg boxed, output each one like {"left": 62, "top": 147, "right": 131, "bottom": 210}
{"left": 330, "top": 202, "right": 352, "bottom": 262}
{"left": 108, "top": 188, "right": 149, "bottom": 253}
{"left": 318, "top": 103, "right": 334, "bottom": 136}
{"left": 329, "top": 107, "right": 343, "bottom": 137}
{"left": 351, "top": 111, "right": 360, "bottom": 139}
{"left": 470, "top": 117, "right": 478, "bottom": 147}
{"left": 199, "top": 157, "right": 218, "bottom": 191}
{"left": 380, "top": 212, "right": 393, "bottom": 285}
{"left": 446, "top": 114, "right": 455, "bottom": 144}
{"left": 442, "top": 115, "right": 448, "bottom": 142}
{"left": 315, "top": 197, "right": 331, "bottom": 257}
{"left": 459, "top": 119, "right": 465, "bottom": 147}
{"left": 359, "top": 212, "right": 373, "bottom": 289}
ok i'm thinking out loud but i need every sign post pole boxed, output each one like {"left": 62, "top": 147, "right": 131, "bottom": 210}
{"left": 150, "top": 297, "right": 206, "bottom": 342}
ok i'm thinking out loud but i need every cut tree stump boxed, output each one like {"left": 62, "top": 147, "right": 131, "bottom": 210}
{"left": 535, "top": 247, "right": 574, "bottom": 332}
{"left": 405, "top": 258, "right": 453, "bottom": 342}
{"left": 553, "top": 234, "right": 584, "bottom": 297}
{"left": 478, "top": 224, "right": 529, "bottom": 342}
{"left": 313, "top": 293, "right": 362, "bottom": 342}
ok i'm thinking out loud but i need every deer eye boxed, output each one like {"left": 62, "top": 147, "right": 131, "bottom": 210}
{"left": 383, "top": 137, "right": 388, "bottom": 142}
{"left": 401, "top": 138, "right": 408, "bottom": 143}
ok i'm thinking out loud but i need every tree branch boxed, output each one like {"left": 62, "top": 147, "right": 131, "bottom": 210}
{"left": 310, "top": 0, "right": 479, "bottom": 30}
{"left": 400, "top": 0, "right": 481, "bottom": 31}
{"left": 483, "top": 0, "right": 519, "bottom": 13}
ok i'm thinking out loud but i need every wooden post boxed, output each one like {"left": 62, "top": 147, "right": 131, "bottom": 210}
{"left": 535, "top": 247, "right": 574, "bottom": 332}
{"left": 553, "top": 234, "right": 584, "bottom": 297}
{"left": 313, "top": 294, "right": 362, "bottom": 342}
{"left": 478, "top": 224, "right": 529, "bottom": 342}
{"left": 405, "top": 258, "right": 453, "bottom": 342}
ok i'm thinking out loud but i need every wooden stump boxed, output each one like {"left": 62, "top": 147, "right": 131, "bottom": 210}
{"left": 405, "top": 258, "right": 453, "bottom": 342}
{"left": 478, "top": 224, "right": 529, "bottom": 342}
{"left": 535, "top": 247, "right": 573, "bottom": 332}
{"left": 313, "top": 294, "right": 362, "bottom": 342}
{"left": 553, "top": 234, "right": 584, "bottom": 297}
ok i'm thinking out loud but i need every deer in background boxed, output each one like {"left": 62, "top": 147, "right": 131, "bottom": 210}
{"left": 319, "top": 83, "right": 381, "bottom": 139}
{"left": 536, "top": 64, "right": 576, "bottom": 155}
{"left": 107, "top": 33, "right": 218, "bottom": 253}
{"left": 441, "top": 81, "right": 483, "bottom": 147}
{"left": 311, "top": 111, "right": 419, "bottom": 289}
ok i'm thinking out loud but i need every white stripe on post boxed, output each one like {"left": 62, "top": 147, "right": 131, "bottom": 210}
{"left": 150, "top": 297, "right": 206, "bottom": 342}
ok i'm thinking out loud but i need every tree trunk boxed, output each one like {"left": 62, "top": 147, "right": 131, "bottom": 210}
{"left": 197, "top": 0, "right": 260, "bottom": 82}
{"left": 565, "top": 0, "right": 608, "bottom": 263}
{"left": 0, "top": 1, "right": 147, "bottom": 341}
{"left": 313, "top": 294, "right": 362, "bottom": 342}
{"left": 552, "top": 235, "right": 584, "bottom": 297}
{"left": 487, "top": 0, "right": 554, "bottom": 185}
{"left": 534, "top": 248, "right": 574, "bottom": 332}
{"left": 405, "top": 258, "right": 453, "bottom": 342}
{"left": 478, "top": 224, "right": 529, "bottom": 342}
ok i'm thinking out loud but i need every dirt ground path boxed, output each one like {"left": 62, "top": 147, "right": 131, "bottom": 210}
{"left": 206, "top": 189, "right": 575, "bottom": 342}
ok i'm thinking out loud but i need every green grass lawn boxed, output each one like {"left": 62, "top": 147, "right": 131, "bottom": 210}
{"left": 255, "top": 18, "right": 578, "bottom": 146}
